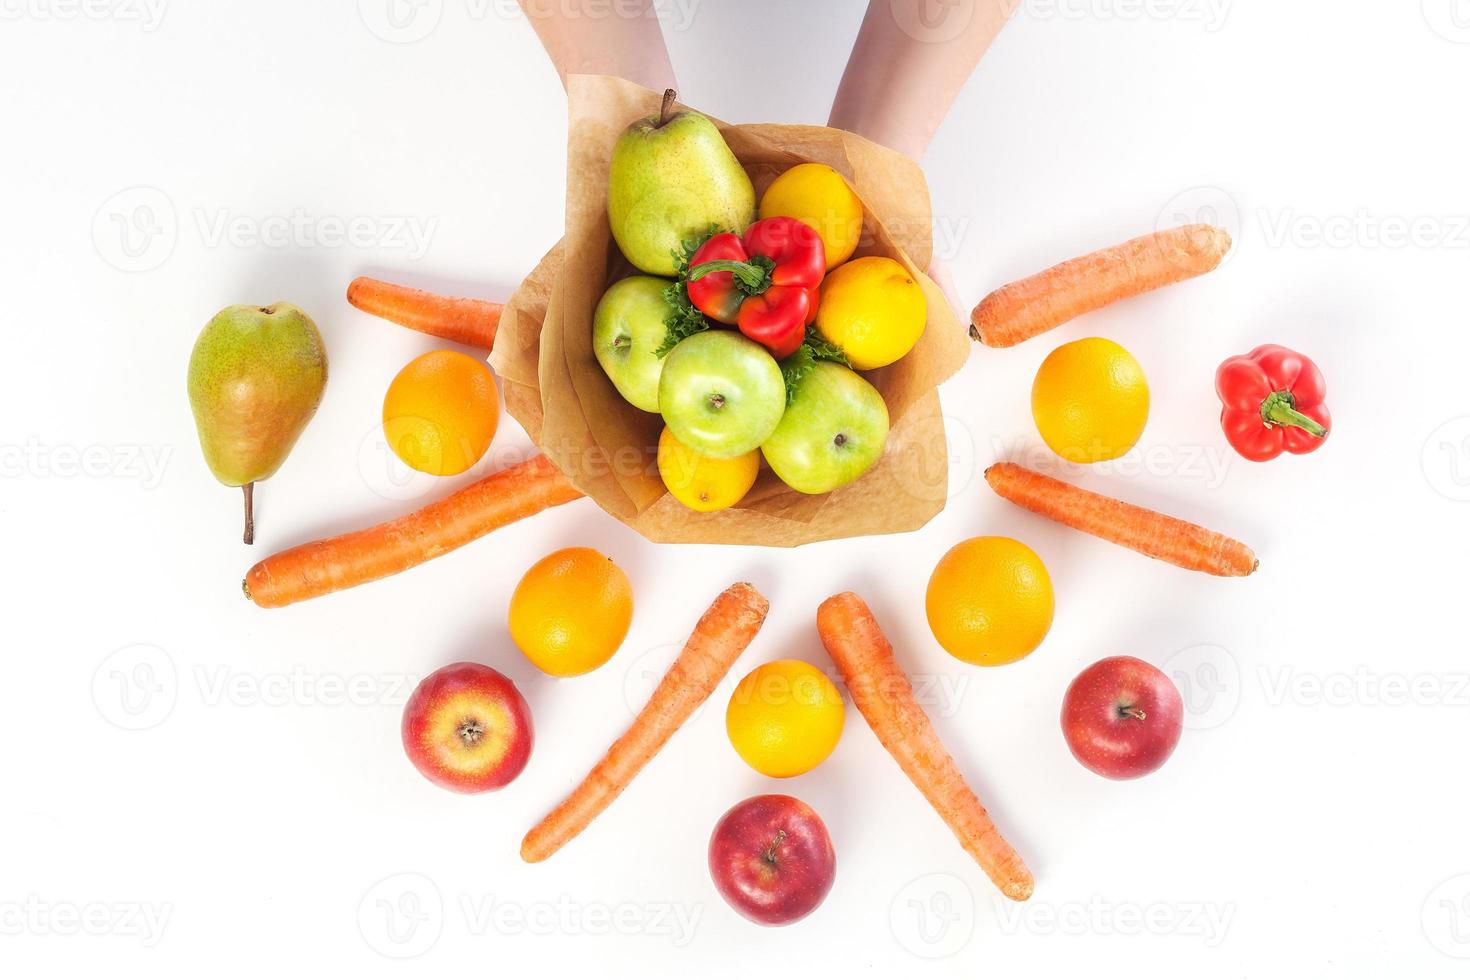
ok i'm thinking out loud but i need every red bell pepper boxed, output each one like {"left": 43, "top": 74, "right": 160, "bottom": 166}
{"left": 1215, "top": 344, "right": 1330, "bottom": 461}
{"left": 685, "top": 217, "right": 825, "bottom": 359}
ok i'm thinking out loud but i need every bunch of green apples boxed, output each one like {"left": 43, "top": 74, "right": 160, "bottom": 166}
{"left": 593, "top": 91, "right": 890, "bottom": 502}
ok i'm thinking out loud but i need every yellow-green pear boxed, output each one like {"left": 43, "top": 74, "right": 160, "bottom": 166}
{"left": 187, "top": 302, "right": 327, "bottom": 543}
{"left": 607, "top": 89, "right": 755, "bottom": 276}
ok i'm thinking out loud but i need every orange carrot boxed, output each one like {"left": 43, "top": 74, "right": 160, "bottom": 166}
{"left": 521, "top": 583, "right": 769, "bottom": 863}
{"left": 970, "top": 224, "right": 1232, "bottom": 348}
{"left": 817, "top": 593, "right": 1034, "bottom": 901}
{"left": 985, "top": 462, "right": 1257, "bottom": 577}
{"left": 347, "top": 276, "right": 503, "bottom": 349}
{"left": 244, "top": 454, "right": 581, "bottom": 608}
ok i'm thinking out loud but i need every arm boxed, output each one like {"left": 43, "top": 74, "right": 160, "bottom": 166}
{"left": 517, "top": 0, "right": 677, "bottom": 92}
{"left": 828, "top": 0, "right": 1019, "bottom": 161}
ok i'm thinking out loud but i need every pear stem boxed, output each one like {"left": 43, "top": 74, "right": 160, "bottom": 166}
{"left": 243, "top": 482, "right": 255, "bottom": 546}
{"left": 658, "top": 88, "right": 677, "bottom": 127}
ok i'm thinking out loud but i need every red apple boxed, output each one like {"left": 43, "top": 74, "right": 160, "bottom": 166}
{"left": 1061, "top": 656, "right": 1183, "bottom": 779}
{"left": 708, "top": 794, "right": 835, "bottom": 926}
{"left": 401, "top": 662, "right": 533, "bottom": 793}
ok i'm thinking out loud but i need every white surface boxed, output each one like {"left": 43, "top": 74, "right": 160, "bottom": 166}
{"left": 3, "top": 2, "right": 1469, "bottom": 976}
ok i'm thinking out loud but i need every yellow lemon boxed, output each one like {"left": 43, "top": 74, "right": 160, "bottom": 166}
{"left": 1031, "top": 338, "right": 1149, "bottom": 463}
{"left": 926, "top": 537, "right": 1054, "bottom": 667}
{"left": 382, "top": 350, "right": 499, "bottom": 476}
{"left": 759, "top": 163, "right": 864, "bottom": 269}
{"left": 657, "top": 426, "right": 760, "bottom": 512}
{"left": 815, "top": 256, "right": 927, "bottom": 370}
{"left": 726, "top": 659, "right": 845, "bottom": 777}
{"left": 509, "top": 548, "right": 633, "bottom": 677}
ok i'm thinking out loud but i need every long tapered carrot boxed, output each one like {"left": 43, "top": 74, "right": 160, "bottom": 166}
{"left": 521, "top": 583, "right": 769, "bottom": 863}
{"left": 970, "top": 224, "right": 1232, "bottom": 348}
{"left": 986, "top": 462, "right": 1257, "bottom": 576}
{"left": 817, "top": 593, "right": 1033, "bottom": 901}
{"left": 244, "top": 454, "right": 582, "bottom": 608}
{"left": 347, "top": 276, "right": 503, "bottom": 349}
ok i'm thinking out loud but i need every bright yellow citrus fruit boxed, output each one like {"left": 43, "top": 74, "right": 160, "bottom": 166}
{"left": 759, "top": 163, "right": 864, "bottom": 269}
{"left": 657, "top": 426, "right": 760, "bottom": 512}
{"left": 1031, "top": 338, "right": 1149, "bottom": 463}
{"left": 509, "top": 547, "right": 633, "bottom": 677}
{"left": 926, "top": 537, "right": 1054, "bottom": 667}
{"left": 726, "top": 659, "right": 845, "bottom": 778}
{"left": 382, "top": 350, "right": 499, "bottom": 476}
{"left": 815, "top": 256, "right": 927, "bottom": 370}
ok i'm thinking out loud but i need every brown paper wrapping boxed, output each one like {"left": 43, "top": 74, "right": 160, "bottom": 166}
{"left": 490, "top": 75, "right": 969, "bottom": 546}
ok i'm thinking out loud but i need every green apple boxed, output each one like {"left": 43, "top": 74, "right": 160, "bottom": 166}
{"left": 761, "top": 362, "right": 890, "bottom": 494}
{"left": 658, "top": 331, "right": 785, "bottom": 458}
{"left": 608, "top": 91, "right": 755, "bottom": 276}
{"left": 593, "top": 276, "right": 673, "bottom": 413}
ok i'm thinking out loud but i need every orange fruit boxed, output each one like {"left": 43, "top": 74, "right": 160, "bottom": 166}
{"left": 382, "top": 350, "right": 499, "bottom": 476}
{"left": 1031, "top": 338, "right": 1149, "bottom": 463}
{"left": 926, "top": 537, "right": 1054, "bottom": 666}
{"left": 725, "top": 660, "right": 845, "bottom": 777}
{"left": 509, "top": 547, "right": 634, "bottom": 677}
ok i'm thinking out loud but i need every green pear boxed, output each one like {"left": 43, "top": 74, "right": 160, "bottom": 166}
{"left": 608, "top": 89, "right": 755, "bottom": 276}
{"left": 187, "top": 302, "right": 327, "bottom": 543}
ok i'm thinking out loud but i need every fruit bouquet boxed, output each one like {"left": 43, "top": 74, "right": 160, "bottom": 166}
{"left": 491, "top": 74, "right": 969, "bottom": 546}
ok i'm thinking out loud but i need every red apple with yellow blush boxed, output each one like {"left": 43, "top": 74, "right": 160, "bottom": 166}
{"left": 402, "top": 662, "right": 533, "bottom": 793}
{"left": 708, "top": 794, "right": 835, "bottom": 926}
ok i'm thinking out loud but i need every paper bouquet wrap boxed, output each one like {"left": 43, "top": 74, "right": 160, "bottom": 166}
{"left": 490, "top": 75, "right": 969, "bottom": 546}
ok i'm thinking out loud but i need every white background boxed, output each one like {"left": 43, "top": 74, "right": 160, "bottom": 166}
{"left": 4, "top": 1, "right": 1469, "bottom": 976}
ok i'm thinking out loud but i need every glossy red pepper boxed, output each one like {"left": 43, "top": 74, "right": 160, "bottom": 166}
{"left": 1215, "top": 344, "right": 1330, "bottom": 461}
{"left": 685, "top": 217, "right": 825, "bottom": 359}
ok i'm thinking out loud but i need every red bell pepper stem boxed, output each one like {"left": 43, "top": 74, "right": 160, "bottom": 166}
{"left": 687, "top": 258, "right": 772, "bottom": 295}
{"left": 1261, "top": 390, "right": 1328, "bottom": 437}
